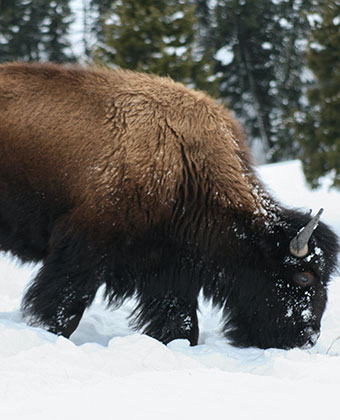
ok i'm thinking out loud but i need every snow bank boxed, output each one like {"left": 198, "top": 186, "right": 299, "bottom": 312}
{"left": 1, "top": 160, "right": 340, "bottom": 420}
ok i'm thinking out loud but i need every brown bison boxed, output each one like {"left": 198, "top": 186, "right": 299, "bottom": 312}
{"left": 0, "top": 62, "right": 338, "bottom": 349}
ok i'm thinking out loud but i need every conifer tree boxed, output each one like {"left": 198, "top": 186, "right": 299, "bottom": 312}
{"left": 271, "top": 0, "right": 315, "bottom": 160}
{"left": 213, "top": 0, "right": 277, "bottom": 157}
{"left": 45, "top": 0, "right": 75, "bottom": 62}
{"left": 95, "top": 0, "right": 217, "bottom": 93}
{"left": 210, "top": 0, "right": 314, "bottom": 161}
{"left": 88, "top": 0, "right": 112, "bottom": 43}
{"left": 294, "top": 0, "right": 340, "bottom": 188}
{"left": 0, "top": 0, "right": 74, "bottom": 63}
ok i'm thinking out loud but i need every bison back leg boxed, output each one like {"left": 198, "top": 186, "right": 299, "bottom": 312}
{"left": 21, "top": 228, "right": 103, "bottom": 338}
{"left": 131, "top": 290, "right": 199, "bottom": 346}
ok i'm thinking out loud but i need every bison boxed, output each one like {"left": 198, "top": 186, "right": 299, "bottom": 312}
{"left": 0, "top": 62, "right": 338, "bottom": 349}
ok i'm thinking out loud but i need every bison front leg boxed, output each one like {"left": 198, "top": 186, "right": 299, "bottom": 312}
{"left": 21, "top": 230, "right": 102, "bottom": 338}
{"left": 131, "top": 291, "right": 199, "bottom": 346}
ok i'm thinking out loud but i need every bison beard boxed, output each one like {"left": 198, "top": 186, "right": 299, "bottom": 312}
{"left": 0, "top": 62, "right": 338, "bottom": 349}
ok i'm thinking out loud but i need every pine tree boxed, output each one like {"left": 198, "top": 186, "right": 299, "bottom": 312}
{"left": 45, "top": 0, "right": 75, "bottom": 62}
{"left": 210, "top": 0, "right": 314, "bottom": 162}
{"left": 0, "top": 0, "right": 74, "bottom": 63}
{"left": 294, "top": 0, "right": 340, "bottom": 188}
{"left": 89, "top": 0, "right": 112, "bottom": 43}
{"left": 94, "top": 0, "right": 217, "bottom": 93}
{"left": 194, "top": 0, "right": 214, "bottom": 41}
{"left": 271, "top": 0, "right": 315, "bottom": 161}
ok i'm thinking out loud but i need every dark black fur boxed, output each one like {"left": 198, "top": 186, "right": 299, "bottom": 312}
{"left": 15, "top": 189, "right": 339, "bottom": 349}
{"left": 214, "top": 209, "right": 339, "bottom": 349}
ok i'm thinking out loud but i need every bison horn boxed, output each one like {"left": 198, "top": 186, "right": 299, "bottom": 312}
{"left": 289, "top": 208, "right": 324, "bottom": 258}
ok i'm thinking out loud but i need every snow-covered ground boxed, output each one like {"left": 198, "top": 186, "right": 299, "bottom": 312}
{"left": 1, "top": 160, "right": 340, "bottom": 419}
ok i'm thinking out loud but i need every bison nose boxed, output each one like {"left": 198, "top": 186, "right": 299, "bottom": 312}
{"left": 302, "top": 327, "right": 321, "bottom": 349}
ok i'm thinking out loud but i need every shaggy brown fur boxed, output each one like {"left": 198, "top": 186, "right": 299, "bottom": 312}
{"left": 0, "top": 63, "right": 257, "bottom": 231}
{"left": 0, "top": 62, "right": 338, "bottom": 349}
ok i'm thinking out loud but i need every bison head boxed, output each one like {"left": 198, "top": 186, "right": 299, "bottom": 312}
{"left": 221, "top": 208, "right": 339, "bottom": 350}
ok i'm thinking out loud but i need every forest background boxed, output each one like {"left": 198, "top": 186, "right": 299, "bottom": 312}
{"left": 0, "top": 0, "right": 339, "bottom": 188}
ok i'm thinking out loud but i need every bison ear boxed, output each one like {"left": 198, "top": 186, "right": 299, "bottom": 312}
{"left": 289, "top": 209, "right": 323, "bottom": 258}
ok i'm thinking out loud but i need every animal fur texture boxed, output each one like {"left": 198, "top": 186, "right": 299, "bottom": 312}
{"left": 0, "top": 62, "right": 338, "bottom": 349}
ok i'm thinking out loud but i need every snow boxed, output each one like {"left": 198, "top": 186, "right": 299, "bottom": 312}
{"left": 215, "top": 45, "right": 234, "bottom": 66}
{"left": 2, "top": 159, "right": 340, "bottom": 419}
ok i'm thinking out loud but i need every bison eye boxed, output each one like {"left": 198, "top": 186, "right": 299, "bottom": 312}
{"left": 293, "top": 272, "right": 314, "bottom": 288}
